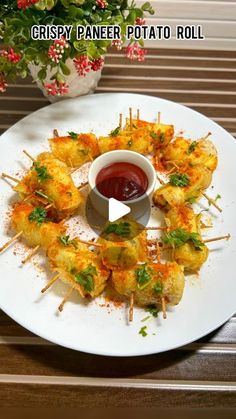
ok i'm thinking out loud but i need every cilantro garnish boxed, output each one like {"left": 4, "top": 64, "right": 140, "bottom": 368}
{"left": 169, "top": 173, "right": 190, "bottom": 187}
{"left": 28, "top": 207, "right": 48, "bottom": 225}
{"left": 58, "top": 235, "right": 71, "bottom": 246}
{"left": 163, "top": 228, "right": 204, "bottom": 250}
{"left": 150, "top": 131, "right": 157, "bottom": 140}
{"left": 74, "top": 264, "right": 97, "bottom": 293}
{"left": 141, "top": 315, "right": 151, "bottom": 322}
{"left": 159, "top": 132, "right": 165, "bottom": 143}
{"left": 216, "top": 194, "right": 221, "bottom": 200}
{"left": 146, "top": 305, "right": 159, "bottom": 318}
{"left": 153, "top": 281, "right": 163, "bottom": 294}
{"left": 109, "top": 126, "right": 120, "bottom": 137}
{"left": 35, "top": 190, "right": 53, "bottom": 202}
{"left": 187, "top": 141, "right": 198, "bottom": 155}
{"left": 34, "top": 162, "right": 52, "bottom": 183}
{"left": 68, "top": 131, "right": 78, "bottom": 140}
{"left": 127, "top": 139, "right": 132, "bottom": 147}
{"left": 139, "top": 326, "right": 148, "bottom": 337}
{"left": 136, "top": 265, "right": 152, "bottom": 290}
{"left": 104, "top": 222, "right": 131, "bottom": 237}
{"left": 187, "top": 196, "right": 196, "bottom": 204}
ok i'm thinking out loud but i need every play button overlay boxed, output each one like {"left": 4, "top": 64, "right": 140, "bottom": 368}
{"left": 109, "top": 198, "right": 130, "bottom": 222}
{"left": 85, "top": 186, "right": 151, "bottom": 240}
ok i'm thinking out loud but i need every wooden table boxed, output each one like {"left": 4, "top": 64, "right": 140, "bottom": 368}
{"left": 0, "top": 48, "right": 236, "bottom": 408}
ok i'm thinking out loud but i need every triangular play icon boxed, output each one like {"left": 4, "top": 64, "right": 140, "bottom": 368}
{"left": 108, "top": 198, "right": 131, "bottom": 222}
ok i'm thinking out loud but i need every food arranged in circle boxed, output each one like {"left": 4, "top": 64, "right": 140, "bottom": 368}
{"left": 0, "top": 108, "right": 230, "bottom": 324}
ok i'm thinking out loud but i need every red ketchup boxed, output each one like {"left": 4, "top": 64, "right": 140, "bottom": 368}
{"left": 96, "top": 162, "right": 148, "bottom": 201}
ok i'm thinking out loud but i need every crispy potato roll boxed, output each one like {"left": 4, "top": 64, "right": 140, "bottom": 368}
{"left": 49, "top": 133, "right": 99, "bottom": 168}
{"left": 98, "top": 127, "right": 153, "bottom": 155}
{"left": 165, "top": 205, "right": 209, "bottom": 272}
{"left": 162, "top": 137, "right": 218, "bottom": 171}
{"left": 14, "top": 152, "right": 83, "bottom": 219}
{"left": 47, "top": 240, "right": 110, "bottom": 298}
{"left": 97, "top": 218, "right": 147, "bottom": 270}
{"left": 153, "top": 165, "right": 212, "bottom": 210}
{"left": 112, "top": 261, "right": 185, "bottom": 307}
{"left": 11, "top": 203, "right": 66, "bottom": 249}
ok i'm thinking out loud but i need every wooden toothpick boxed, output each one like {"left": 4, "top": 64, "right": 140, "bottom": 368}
{"left": 41, "top": 273, "right": 60, "bottom": 293}
{"left": 22, "top": 245, "right": 40, "bottom": 264}
{"left": 58, "top": 287, "right": 73, "bottom": 312}
{"left": 23, "top": 150, "right": 36, "bottom": 163}
{"left": 129, "top": 292, "right": 134, "bottom": 322}
{"left": 0, "top": 231, "right": 23, "bottom": 253}
{"left": 1, "top": 173, "right": 19, "bottom": 183}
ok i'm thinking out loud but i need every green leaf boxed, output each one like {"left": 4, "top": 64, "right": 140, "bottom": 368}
{"left": 68, "top": 131, "right": 78, "bottom": 139}
{"left": 33, "top": 162, "right": 52, "bottom": 182}
{"left": 153, "top": 281, "right": 163, "bottom": 294}
{"left": 109, "top": 126, "right": 120, "bottom": 137}
{"left": 146, "top": 305, "right": 159, "bottom": 318}
{"left": 163, "top": 228, "right": 204, "bottom": 250}
{"left": 169, "top": 173, "right": 190, "bottom": 187}
{"left": 104, "top": 222, "right": 131, "bottom": 237}
{"left": 136, "top": 265, "right": 152, "bottom": 290}
{"left": 28, "top": 207, "right": 48, "bottom": 225}
{"left": 187, "top": 141, "right": 198, "bottom": 155}
{"left": 139, "top": 326, "right": 148, "bottom": 337}
{"left": 37, "top": 67, "right": 47, "bottom": 82}
{"left": 74, "top": 264, "right": 97, "bottom": 292}
{"left": 60, "top": 62, "right": 71, "bottom": 76}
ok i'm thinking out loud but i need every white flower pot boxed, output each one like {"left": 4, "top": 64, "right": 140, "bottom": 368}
{"left": 29, "top": 58, "right": 102, "bottom": 103}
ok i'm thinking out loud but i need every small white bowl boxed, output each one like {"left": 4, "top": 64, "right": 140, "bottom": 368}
{"left": 88, "top": 150, "right": 156, "bottom": 219}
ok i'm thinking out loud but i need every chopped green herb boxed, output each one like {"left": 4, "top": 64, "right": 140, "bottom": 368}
{"left": 146, "top": 305, "right": 159, "bottom": 318}
{"left": 169, "top": 173, "right": 190, "bottom": 187}
{"left": 187, "top": 196, "right": 196, "bottom": 204}
{"left": 127, "top": 139, "right": 132, "bottom": 147}
{"left": 163, "top": 228, "right": 204, "bottom": 250}
{"left": 104, "top": 222, "right": 131, "bottom": 237}
{"left": 34, "top": 162, "right": 52, "bottom": 183}
{"left": 28, "top": 207, "right": 47, "bottom": 225}
{"left": 139, "top": 326, "right": 148, "bottom": 337}
{"left": 141, "top": 315, "right": 151, "bottom": 322}
{"left": 216, "top": 194, "right": 221, "bottom": 200}
{"left": 74, "top": 264, "right": 97, "bottom": 293}
{"left": 150, "top": 131, "right": 157, "bottom": 140}
{"left": 68, "top": 131, "right": 78, "bottom": 140}
{"left": 109, "top": 126, "right": 120, "bottom": 137}
{"left": 187, "top": 141, "right": 198, "bottom": 155}
{"left": 35, "top": 190, "right": 53, "bottom": 202}
{"left": 58, "top": 235, "right": 71, "bottom": 246}
{"left": 136, "top": 265, "right": 152, "bottom": 290}
{"left": 159, "top": 132, "right": 165, "bottom": 143}
{"left": 153, "top": 281, "right": 163, "bottom": 294}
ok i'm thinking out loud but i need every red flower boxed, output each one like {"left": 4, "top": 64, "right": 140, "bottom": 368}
{"left": 96, "top": 0, "right": 107, "bottom": 8}
{"left": 126, "top": 42, "right": 146, "bottom": 62}
{"left": 17, "top": 0, "right": 39, "bottom": 10}
{"left": 73, "top": 55, "right": 91, "bottom": 77}
{"left": 135, "top": 17, "right": 146, "bottom": 26}
{"left": 48, "top": 37, "right": 69, "bottom": 64}
{"left": 44, "top": 81, "right": 69, "bottom": 96}
{"left": 1, "top": 48, "right": 21, "bottom": 64}
{"left": 90, "top": 57, "right": 104, "bottom": 71}
{"left": 0, "top": 76, "right": 8, "bottom": 93}
{"left": 112, "top": 40, "right": 123, "bottom": 51}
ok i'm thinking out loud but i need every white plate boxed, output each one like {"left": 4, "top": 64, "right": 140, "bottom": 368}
{"left": 0, "top": 93, "right": 235, "bottom": 356}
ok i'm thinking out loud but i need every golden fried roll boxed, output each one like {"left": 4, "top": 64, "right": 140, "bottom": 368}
{"left": 125, "top": 119, "right": 174, "bottom": 149}
{"left": 97, "top": 218, "right": 147, "bottom": 270}
{"left": 153, "top": 165, "right": 212, "bottom": 211}
{"left": 112, "top": 261, "right": 185, "bottom": 307}
{"left": 49, "top": 133, "right": 99, "bottom": 168}
{"left": 47, "top": 240, "right": 109, "bottom": 298}
{"left": 14, "top": 152, "right": 83, "bottom": 218}
{"left": 162, "top": 137, "right": 218, "bottom": 171}
{"left": 98, "top": 127, "right": 153, "bottom": 155}
{"left": 11, "top": 203, "right": 66, "bottom": 249}
{"left": 165, "top": 205, "right": 209, "bottom": 272}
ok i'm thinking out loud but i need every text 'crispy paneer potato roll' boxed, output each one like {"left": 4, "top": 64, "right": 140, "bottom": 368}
{"left": 164, "top": 204, "right": 209, "bottom": 272}
{"left": 112, "top": 261, "right": 185, "bottom": 307}
{"left": 14, "top": 152, "right": 83, "bottom": 219}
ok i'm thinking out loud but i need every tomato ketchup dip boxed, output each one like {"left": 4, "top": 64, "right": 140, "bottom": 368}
{"left": 96, "top": 162, "right": 148, "bottom": 201}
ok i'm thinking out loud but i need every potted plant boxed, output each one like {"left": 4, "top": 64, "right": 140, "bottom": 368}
{"left": 0, "top": 0, "right": 154, "bottom": 101}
